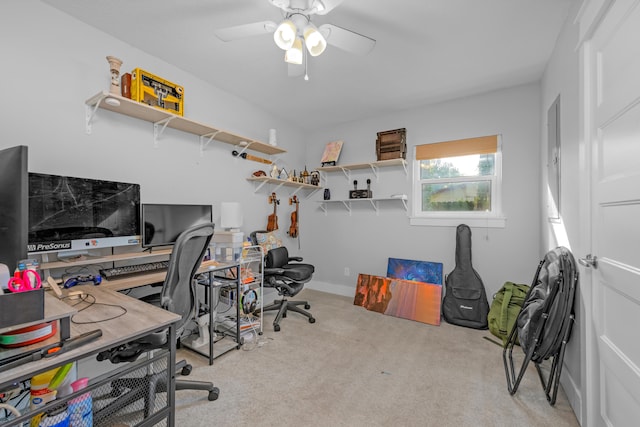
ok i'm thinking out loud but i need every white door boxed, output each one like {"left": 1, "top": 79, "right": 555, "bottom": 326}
{"left": 583, "top": 1, "right": 640, "bottom": 425}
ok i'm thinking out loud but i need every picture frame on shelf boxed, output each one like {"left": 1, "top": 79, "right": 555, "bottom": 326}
{"left": 320, "top": 140, "right": 344, "bottom": 167}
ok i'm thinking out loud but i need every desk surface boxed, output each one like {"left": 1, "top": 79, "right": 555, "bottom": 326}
{"left": 98, "top": 258, "right": 240, "bottom": 292}
{"left": 0, "top": 287, "right": 180, "bottom": 386}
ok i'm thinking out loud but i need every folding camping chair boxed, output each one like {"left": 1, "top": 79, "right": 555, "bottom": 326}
{"left": 503, "top": 246, "right": 579, "bottom": 405}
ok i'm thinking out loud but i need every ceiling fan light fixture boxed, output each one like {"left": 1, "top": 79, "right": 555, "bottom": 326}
{"left": 303, "top": 24, "right": 326, "bottom": 56}
{"left": 274, "top": 19, "right": 297, "bottom": 50}
{"left": 284, "top": 37, "right": 303, "bottom": 64}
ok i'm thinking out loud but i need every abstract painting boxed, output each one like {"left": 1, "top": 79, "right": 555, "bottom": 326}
{"left": 354, "top": 274, "right": 441, "bottom": 326}
{"left": 386, "top": 257, "right": 443, "bottom": 285}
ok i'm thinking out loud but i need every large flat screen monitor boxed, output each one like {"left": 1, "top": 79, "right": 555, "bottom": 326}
{"left": 141, "top": 203, "right": 212, "bottom": 248}
{"left": 28, "top": 173, "right": 141, "bottom": 254}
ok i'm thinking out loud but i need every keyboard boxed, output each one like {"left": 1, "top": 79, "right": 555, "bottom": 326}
{"left": 100, "top": 260, "right": 169, "bottom": 280}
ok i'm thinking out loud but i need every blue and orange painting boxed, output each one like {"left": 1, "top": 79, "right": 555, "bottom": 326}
{"left": 386, "top": 258, "right": 443, "bottom": 285}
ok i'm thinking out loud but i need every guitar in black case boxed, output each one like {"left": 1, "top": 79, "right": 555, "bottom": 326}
{"left": 442, "top": 224, "right": 489, "bottom": 329}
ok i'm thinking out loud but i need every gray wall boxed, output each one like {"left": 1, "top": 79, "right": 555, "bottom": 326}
{"left": 303, "top": 83, "right": 543, "bottom": 300}
{"left": 539, "top": 1, "right": 583, "bottom": 422}
{"left": 0, "top": 1, "right": 306, "bottom": 236}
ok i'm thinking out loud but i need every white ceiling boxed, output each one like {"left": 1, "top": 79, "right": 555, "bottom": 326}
{"left": 43, "top": 0, "right": 575, "bottom": 132}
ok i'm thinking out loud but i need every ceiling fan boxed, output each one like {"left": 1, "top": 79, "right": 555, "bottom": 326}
{"left": 214, "top": 0, "right": 376, "bottom": 78}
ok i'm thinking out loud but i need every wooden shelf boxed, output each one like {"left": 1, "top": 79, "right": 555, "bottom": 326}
{"left": 316, "top": 158, "right": 407, "bottom": 180}
{"left": 246, "top": 176, "right": 322, "bottom": 197}
{"left": 318, "top": 196, "right": 408, "bottom": 215}
{"left": 85, "top": 91, "right": 286, "bottom": 156}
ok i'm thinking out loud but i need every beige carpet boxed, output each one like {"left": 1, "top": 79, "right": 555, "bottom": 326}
{"left": 174, "top": 289, "right": 580, "bottom": 427}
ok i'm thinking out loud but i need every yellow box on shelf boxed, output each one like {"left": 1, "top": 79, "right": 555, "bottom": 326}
{"left": 130, "top": 68, "right": 184, "bottom": 116}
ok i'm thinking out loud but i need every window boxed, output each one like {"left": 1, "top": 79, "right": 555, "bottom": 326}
{"left": 411, "top": 135, "right": 505, "bottom": 227}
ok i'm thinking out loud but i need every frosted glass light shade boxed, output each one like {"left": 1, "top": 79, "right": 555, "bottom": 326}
{"left": 274, "top": 20, "right": 296, "bottom": 50}
{"left": 220, "top": 202, "right": 243, "bottom": 230}
{"left": 303, "top": 25, "right": 326, "bottom": 56}
{"left": 285, "top": 38, "right": 303, "bottom": 64}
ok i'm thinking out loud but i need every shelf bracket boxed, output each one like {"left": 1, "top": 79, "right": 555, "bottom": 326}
{"left": 304, "top": 187, "right": 321, "bottom": 200}
{"left": 200, "top": 131, "right": 222, "bottom": 156}
{"left": 368, "top": 164, "right": 381, "bottom": 181}
{"left": 319, "top": 202, "right": 327, "bottom": 215}
{"left": 85, "top": 95, "right": 107, "bottom": 135}
{"left": 252, "top": 179, "right": 269, "bottom": 193}
{"left": 153, "top": 116, "right": 175, "bottom": 147}
{"left": 341, "top": 200, "right": 352, "bottom": 215}
{"left": 369, "top": 199, "right": 380, "bottom": 215}
{"left": 339, "top": 167, "right": 351, "bottom": 181}
{"left": 400, "top": 159, "right": 408, "bottom": 178}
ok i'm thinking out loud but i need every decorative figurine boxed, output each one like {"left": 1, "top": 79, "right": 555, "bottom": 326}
{"left": 106, "top": 56, "right": 123, "bottom": 95}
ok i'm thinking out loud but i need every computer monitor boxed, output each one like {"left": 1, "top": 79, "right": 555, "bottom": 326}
{"left": 141, "top": 203, "right": 213, "bottom": 248}
{"left": 0, "top": 146, "right": 28, "bottom": 271}
{"left": 28, "top": 173, "right": 141, "bottom": 255}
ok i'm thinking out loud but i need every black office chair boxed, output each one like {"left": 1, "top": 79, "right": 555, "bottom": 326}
{"left": 250, "top": 231, "right": 316, "bottom": 332}
{"left": 95, "top": 223, "right": 219, "bottom": 421}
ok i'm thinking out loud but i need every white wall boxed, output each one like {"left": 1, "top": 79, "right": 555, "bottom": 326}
{"left": 0, "top": 1, "right": 306, "bottom": 236}
{"left": 302, "top": 83, "right": 543, "bottom": 300}
{"left": 540, "top": 2, "right": 583, "bottom": 422}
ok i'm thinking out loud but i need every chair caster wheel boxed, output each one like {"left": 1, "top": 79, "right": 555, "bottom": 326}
{"left": 305, "top": 304, "right": 311, "bottom": 309}
{"left": 181, "top": 364, "right": 192, "bottom": 376}
{"left": 208, "top": 387, "right": 220, "bottom": 401}
{"left": 309, "top": 318, "right": 316, "bottom": 324}
{"left": 274, "top": 324, "right": 281, "bottom": 332}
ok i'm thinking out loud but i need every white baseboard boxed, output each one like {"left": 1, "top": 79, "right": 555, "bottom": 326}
{"left": 306, "top": 280, "right": 355, "bottom": 298}
{"left": 561, "top": 363, "right": 582, "bottom": 425}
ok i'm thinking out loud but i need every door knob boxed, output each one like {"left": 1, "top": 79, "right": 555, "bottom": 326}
{"left": 579, "top": 254, "right": 598, "bottom": 269}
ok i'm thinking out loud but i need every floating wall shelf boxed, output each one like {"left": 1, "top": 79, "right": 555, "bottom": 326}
{"left": 317, "top": 196, "right": 408, "bottom": 216}
{"left": 85, "top": 91, "right": 286, "bottom": 156}
{"left": 316, "top": 158, "right": 407, "bottom": 181}
{"left": 246, "top": 176, "right": 322, "bottom": 197}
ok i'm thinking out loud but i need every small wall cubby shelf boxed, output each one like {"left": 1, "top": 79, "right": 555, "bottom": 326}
{"left": 317, "top": 195, "right": 408, "bottom": 215}
{"left": 85, "top": 91, "right": 286, "bottom": 156}
{"left": 316, "top": 158, "right": 407, "bottom": 181}
{"left": 246, "top": 176, "right": 322, "bottom": 197}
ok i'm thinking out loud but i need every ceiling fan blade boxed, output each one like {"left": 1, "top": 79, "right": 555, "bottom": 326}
{"left": 214, "top": 21, "right": 277, "bottom": 42}
{"left": 319, "top": 24, "right": 376, "bottom": 55}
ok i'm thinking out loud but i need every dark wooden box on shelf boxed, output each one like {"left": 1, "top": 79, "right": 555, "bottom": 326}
{"left": 376, "top": 128, "right": 407, "bottom": 161}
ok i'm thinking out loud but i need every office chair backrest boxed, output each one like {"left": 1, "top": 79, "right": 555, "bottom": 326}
{"left": 161, "top": 222, "right": 215, "bottom": 336}
{"left": 266, "top": 246, "right": 289, "bottom": 268}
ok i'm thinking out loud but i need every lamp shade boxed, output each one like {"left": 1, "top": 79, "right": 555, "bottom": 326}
{"left": 285, "top": 38, "right": 303, "bottom": 64}
{"left": 220, "top": 202, "right": 243, "bottom": 230}
{"left": 274, "top": 19, "right": 297, "bottom": 50}
{"left": 303, "top": 24, "right": 326, "bottom": 56}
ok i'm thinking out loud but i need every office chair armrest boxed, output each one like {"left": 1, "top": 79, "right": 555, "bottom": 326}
{"left": 288, "top": 256, "right": 303, "bottom": 262}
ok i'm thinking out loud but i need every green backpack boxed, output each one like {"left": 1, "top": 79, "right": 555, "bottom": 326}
{"left": 488, "top": 281, "right": 530, "bottom": 346}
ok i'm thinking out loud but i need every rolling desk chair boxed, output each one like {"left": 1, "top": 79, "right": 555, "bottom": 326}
{"left": 96, "top": 222, "right": 219, "bottom": 419}
{"left": 250, "top": 231, "right": 316, "bottom": 332}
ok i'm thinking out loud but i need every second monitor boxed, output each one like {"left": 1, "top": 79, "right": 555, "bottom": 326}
{"left": 141, "top": 203, "right": 213, "bottom": 248}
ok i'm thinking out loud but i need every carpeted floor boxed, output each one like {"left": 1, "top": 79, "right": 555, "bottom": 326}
{"left": 174, "top": 288, "right": 580, "bottom": 427}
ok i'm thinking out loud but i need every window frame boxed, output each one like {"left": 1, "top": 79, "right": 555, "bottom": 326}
{"left": 410, "top": 135, "right": 506, "bottom": 228}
